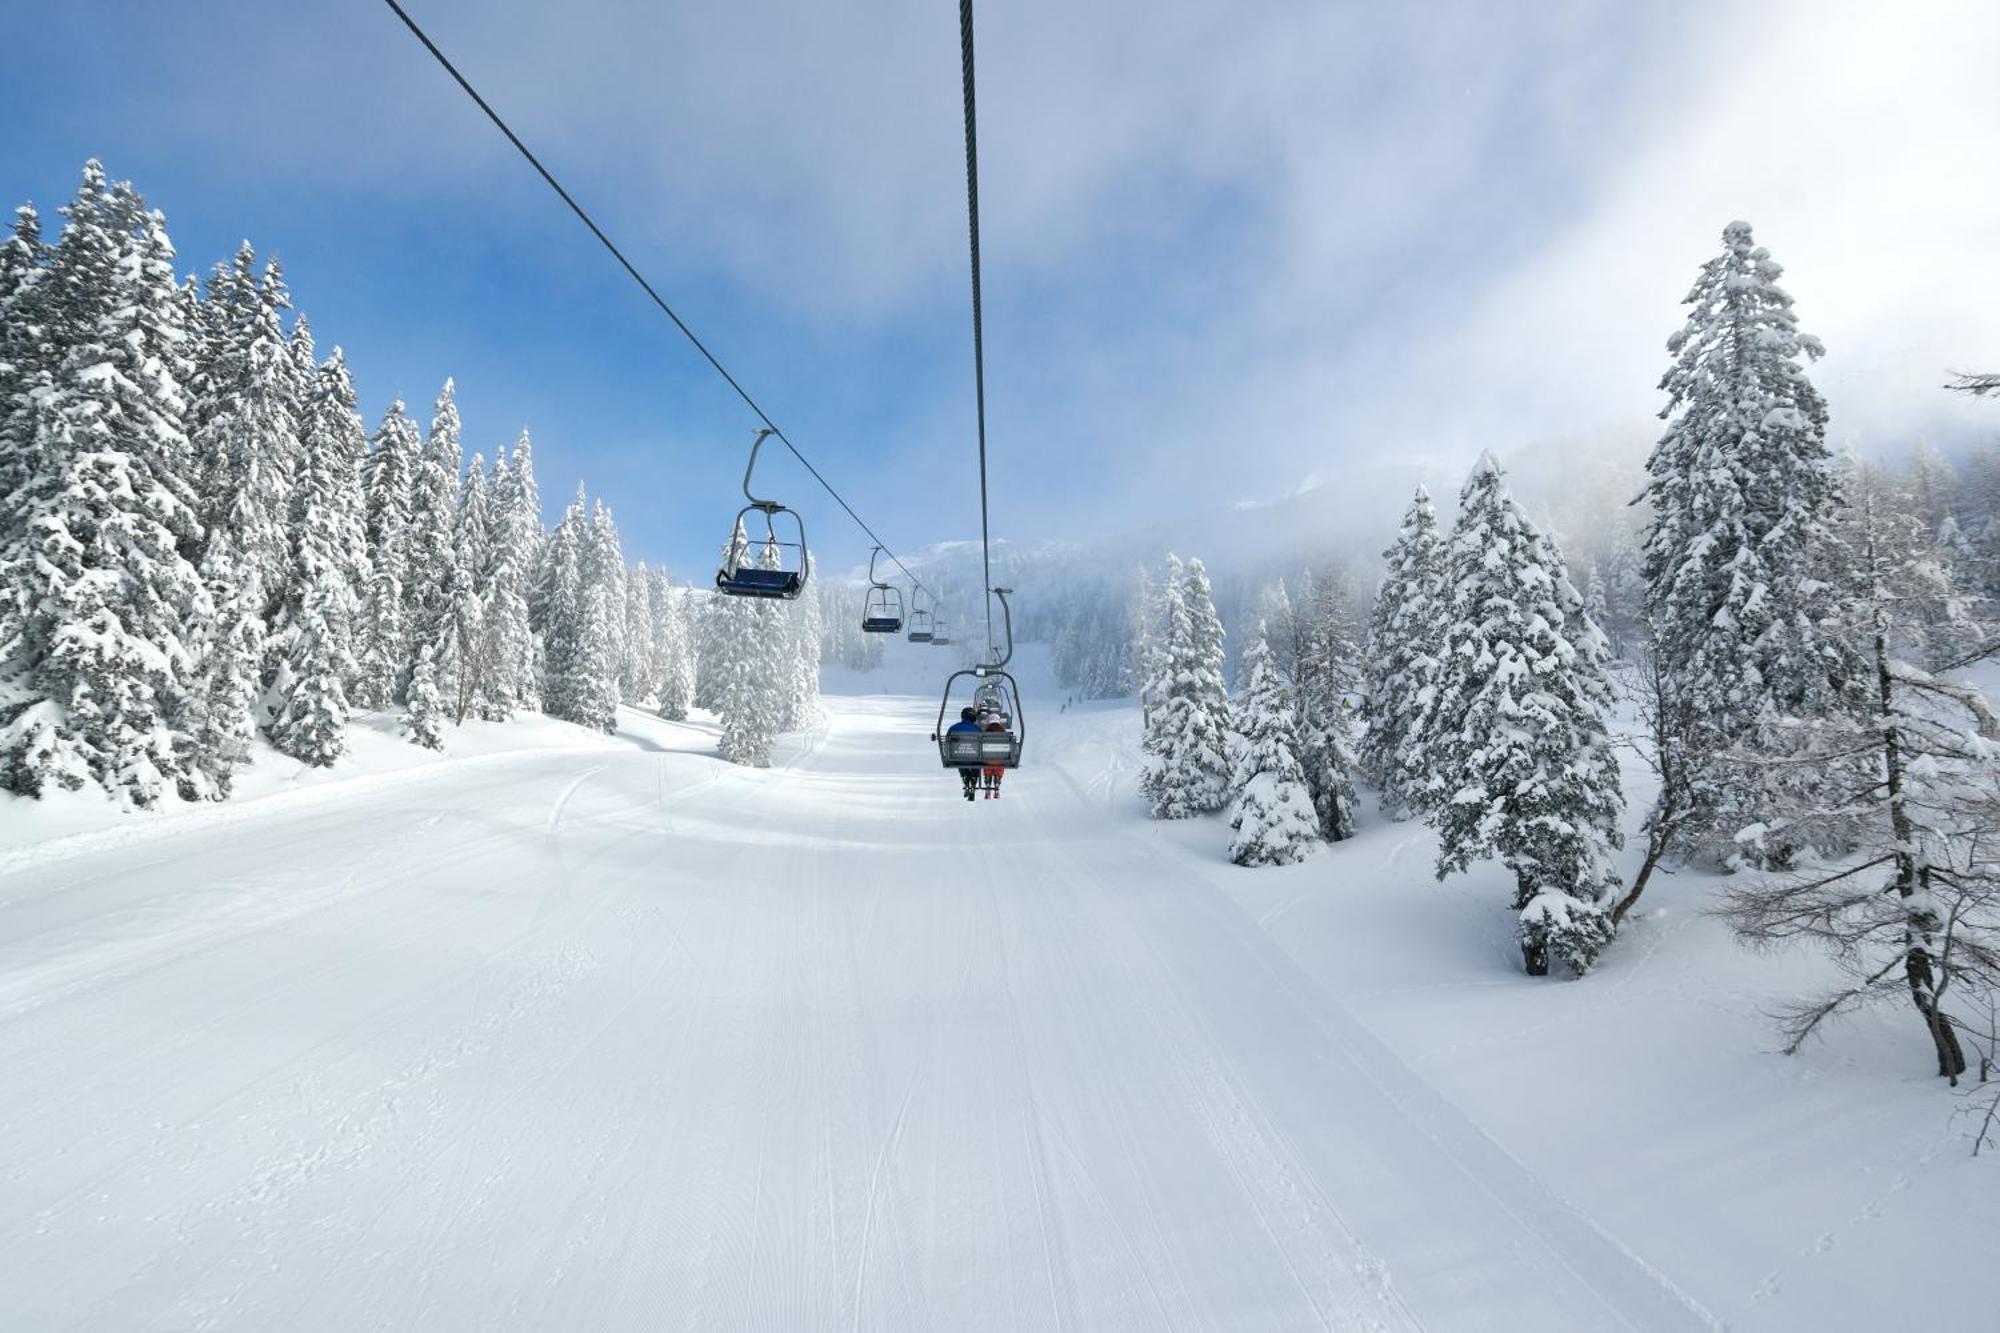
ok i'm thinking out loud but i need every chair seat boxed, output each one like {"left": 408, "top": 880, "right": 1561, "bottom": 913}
{"left": 939, "top": 730, "right": 1021, "bottom": 768}
{"left": 862, "top": 617, "right": 903, "bottom": 633}
{"left": 717, "top": 566, "right": 803, "bottom": 599}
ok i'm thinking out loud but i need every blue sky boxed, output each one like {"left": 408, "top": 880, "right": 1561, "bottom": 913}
{"left": 6, "top": 1, "right": 1998, "bottom": 575}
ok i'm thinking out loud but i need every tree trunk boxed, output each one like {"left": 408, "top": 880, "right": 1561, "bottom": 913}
{"left": 1906, "top": 943, "right": 1968, "bottom": 1079}
{"left": 1521, "top": 939, "right": 1549, "bottom": 977}
{"left": 1875, "top": 618, "right": 1968, "bottom": 1081}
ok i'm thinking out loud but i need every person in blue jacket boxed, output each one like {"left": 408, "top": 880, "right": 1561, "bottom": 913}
{"left": 945, "top": 706, "right": 982, "bottom": 801}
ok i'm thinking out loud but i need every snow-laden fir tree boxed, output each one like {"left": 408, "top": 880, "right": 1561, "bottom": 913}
{"left": 645, "top": 569, "right": 688, "bottom": 719}
{"left": 434, "top": 449, "right": 490, "bottom": 724}
{"left": 182, "top": 525, "right": 260, "bottom": 798}
{"left": 1148, "top": 557, "right": 1230, "bottom": 819}
{"left": 693, "top": 586, "right": 728, "bottom": 713}
{"left": 263, "top": 342, "right": 365, "bottom": 766}
{"left": 1291, "top": 569, "right": 1361, "bottom": 841}
{"left": 711, "top": 524, "right": 786, "bottom": 766}
{"left": 568, "top": 581, "right": 620, "bottom": 734}
{"left": 1227, "top": 621, "right": 1321, "bottom": 866}
{"left": 657, "top": 576, "right": 697, "bottom": 720}
{"left": 1137, "top": 554, "right": 1183, "bottom": 799}
{"left": 1360, "top": 486, "right": 1443, "bottom": 819}
{"left": 1723, "top": 490, "right": 2000, "bottom": 1080}
{"left": 537, "top": 493, "right": 587, "bottom": 722}
{"left": 403, "top": 644, "right": 445, "bottom": 750}
{"left": 1425, "top": 454, "right": 1625, "bottom": 976}
{"left": 402, "top": 379, "right": 462, "bottom": 674}
{"left": 355, "top": 399, "right": 419, "bottom": 707}
{"left": 1641, "top": 221, "right": 1863, "bottom": 867}
{"left": 0, "top": 203, "right": 50, "bottom": 552}
{"left": 622, "top": 560, "right": 657, "bottom": 705}
{"left": 1602, "top": 518, "right": 1645, "bottom": 660}
{"left": 782, "top": 554, "right": 823, "bottom": 730}
{"left": 478, "top": 437, "right": 538, "bottom": 717}
{"left": 0, "top": 169, "right": 210, "bottom": 805}
{"left": 1584, "top": 563, "right": 1609, "bottom": 643}
{"left": 189, "top": 248, "right": 302, "bottom": 627}
{"left": 586, "top": 500, "right": 628, "bottom": 701}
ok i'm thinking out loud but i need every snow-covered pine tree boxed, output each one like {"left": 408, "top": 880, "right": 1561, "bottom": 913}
{"left": 693, "top": 529, "right": 743, "bottom": 714}
{"left": 1641, "top": 221, "right": 1863, "bottom": 867}
{"left": 402, "top": 380, "right": 462, "bottom": 680}
{"left": 354, "top": 399, "right": 419, "bottom": 708}
{"left": 658, "top": 577, "right": 698, "bottom": 720}
{"left": 263, "top": 344, "right": 366, "bottom": 766}
{"left": 783, "top": 554, "right": 823, "bottom": 729}
{"left": 536, "top": 493, "right": 587, "bottom": 723}
{"left": 568, "top": 580, "right": 620, "bottom": 734}
{"left": 1584, "top": 562, "right": 1609, "bottom": 645}
{"left": 1137, "top": 553, "right": 1183, "bottom": 799}
{"left": 0, "top": 202, "right": 50, "bottom": 558}
{"left": 1901, "top": 441, "right": 1959, "bottom": 537}
{"left": 1602, "top": 517, "right": 1645, "bottom": 660}
{"left": 586, "top": 500, "right": 628, "bottom": 700}
{"left": 1723, "top": 489, "right": 2000, "bottom": 1080}
{"left": 714, "top": 584, "right": 784, "bottom": 768}
{"left": 1148, "top": 557, "right": 1230, "bottom": 819}
{"left": 434, "top": 449, "right": 490, "bottom": 725}
{"left": 647, "top": 567, "right": 691, "bottom": 720}
{"left": 189, "top": 248, "right": 302, "bottom": 632}
{"left": 1359, "top": 486, "right": 1443, "bottom": 819}
{"left": 0, "top": 169, "right": 210, "bottom": 805}
{"left": 506, "top": 429, "right": 546, "bottom": 632}
{"left": 182, "top": 524, "right": 260, "bottom": 798}
{"left": 1293, "top": 568, "right": 1361, "bottom": 841}
{"left": 478, "top": 438, "right": 537, "bottom": 717}
{"left": 622, "top": 561, "right": 657, "bottom": 706}
{"left": 1227, "top": 621, "right": 1321, "bottom": 866}
{"left": 1426, "top": 454, "right": 1625, "bottom": 976}
{"left": 403, "top": 644, "right": 445, "bottom": 750}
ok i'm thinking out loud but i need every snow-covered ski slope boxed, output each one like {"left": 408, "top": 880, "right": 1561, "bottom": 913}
{"left": 3, "top": 653, "right": 1993, "bottom": 1330}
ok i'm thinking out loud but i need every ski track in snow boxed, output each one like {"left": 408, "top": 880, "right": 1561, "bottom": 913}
{"left": 4, "top": 688, "right": 1737, "bottom": 1329}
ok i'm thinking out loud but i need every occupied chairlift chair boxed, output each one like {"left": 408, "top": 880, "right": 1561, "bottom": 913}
{"left": 861, "top": 547, "right": 904, "bottom": 633}
{"left": 932, "top": 588, "right": 1024, "bottom": 771}
{"left": 715, "top": 427, "right": 808, "bottom": 600}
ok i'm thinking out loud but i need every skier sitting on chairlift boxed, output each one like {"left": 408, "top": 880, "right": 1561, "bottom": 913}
{"left": 946, "top": 707, "right": 983, "bottom": 801}
{"left": 981, "top": 714, "right": 1010, "bottom": 799}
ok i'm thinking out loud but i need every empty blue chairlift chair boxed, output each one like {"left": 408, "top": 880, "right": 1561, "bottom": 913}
{"left": 716, "top": 428, "right": 808, "bottom": 600}
{"left": 861, "top": 547, "right": 905, "bottom": 633}
{"left": 906, "top": 587, "right": 935, "bottom": 643}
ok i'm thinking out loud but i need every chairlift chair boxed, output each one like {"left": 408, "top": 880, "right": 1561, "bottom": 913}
{"left": 931, "top": 588, "right": 1023, "bottom": 770}
{"left": 861, "top": 547, "right": 905, "bottom": 633}
{"left": 715, "top": 428, "right": 808, "bottom": 600}
{"left": 930, "top": 619, "right": 952, "bottom": 646}
{"left": 905, "top": 585, "right": 935, "bottom": 642}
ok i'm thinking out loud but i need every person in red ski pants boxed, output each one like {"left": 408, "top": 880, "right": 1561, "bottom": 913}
{"left": 981, "top": 719, "right": 1008, "bottom": 799}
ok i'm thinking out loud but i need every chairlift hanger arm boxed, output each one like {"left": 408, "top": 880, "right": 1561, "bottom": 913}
{"left": 742, "top": 427, "right": 781, "bottom": 509}
{"left": 980, "top": 586, "right": 1013, "bottom": 670}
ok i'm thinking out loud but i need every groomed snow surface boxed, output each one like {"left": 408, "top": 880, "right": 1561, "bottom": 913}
{"left": 3, "top": 647, "right": 1994, "bottom": 1330}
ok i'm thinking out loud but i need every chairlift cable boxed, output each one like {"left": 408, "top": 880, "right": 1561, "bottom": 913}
{"left": 957, "top": 0, "right": 997, "bottom": 658}
{"left": 379, "top": 0, "right": 931, "bottom": 598}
